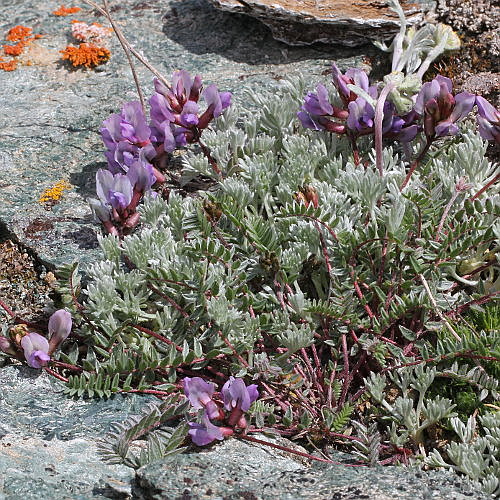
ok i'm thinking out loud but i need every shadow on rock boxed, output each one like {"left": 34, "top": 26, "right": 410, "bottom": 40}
{"left": 70, "top": 160, "right": 107, "bottom": 199}
{"left": 161, "top": 0, "right": 366, "bottom": 65}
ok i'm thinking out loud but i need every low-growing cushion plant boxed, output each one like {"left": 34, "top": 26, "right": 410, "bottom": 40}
{"left": 0, "top": 0, "right": 498, "bottom": 495}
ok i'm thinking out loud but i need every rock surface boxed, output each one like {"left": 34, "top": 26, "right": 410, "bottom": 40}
{"left": 0, "top": 365, "right": 488, "bottom": 499}
{"left": 133, "top": 439, "right": 488, "bottom": 499}
{"left": 207, "top": 0, "right": 431, "bottom": 46}
{"left": 0, "top": 365, "right": 153, "bottom": 499}
{"left": 0, "top": 0, "right": 373, "bottom": 272}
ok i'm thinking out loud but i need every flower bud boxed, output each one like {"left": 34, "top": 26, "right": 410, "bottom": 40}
{"left": 48, "top": 309, "right": 72, "bottom": 354}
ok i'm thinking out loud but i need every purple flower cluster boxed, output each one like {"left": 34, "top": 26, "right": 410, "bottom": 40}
{"left": 101, "top": 101, "right": 156, "bottom": 174}
{"left": 149, "top": 70, "right": 231, "bottom": 153}
{"left": 298, "top": 64, "right": 418, "bottom": 143}
{"left": 298, "top": 64, "right": 500, "bottom": 145}
{"left": 93, "top": 70, "right": 232, "bottom": 236}
{"left": 414, "top": 75, "right": 474, "bottom": 139}
{"left": 476, "top": 96, "right": 500, "bottom": 142}
{"left": 0, "top": 310, "right": 72, "bottom": 369}
{"left": 183, "top": 376, "right": 259, "bottom": 446}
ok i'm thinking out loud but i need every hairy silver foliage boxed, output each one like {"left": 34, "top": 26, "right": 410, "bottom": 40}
{"left": 54, "top": 72, "right": 498, "bottom": 490}
{"left": 425, "top": 412, "right": 500, "bottom": 496}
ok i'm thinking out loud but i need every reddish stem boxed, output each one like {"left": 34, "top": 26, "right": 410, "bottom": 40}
{"left": 218, "top": 330, "right": 249, "bottom": 368}
{"left": 133, "top": 324, "right": 183, "bottom": 352}
{"left": 339, "top": 333, "right": 350, "bottom": 406}
{"left": 198, "top": 139, "right": 222, "bottom": 176}
{"left": 239, "top": 434, "right": 366, "bottom": 466}
{"left": 51, "top": 360, "right": 83, "bottom": 372}
{"left": 400, "top": 141, "right": 432, "bottom": 190}
{"left": 0, "top": 298, "right": 15, "bottom": 318}
{"left": 44, "top": 366, "right": 69, "bottom": 382}
{"left": 470, "top": 173, "right": 499, "bottom": 201}
{"left": 147, "top": 283, "right": 191, "bottom": 319}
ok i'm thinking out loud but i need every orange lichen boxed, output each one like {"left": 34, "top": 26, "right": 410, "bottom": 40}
{"left": 1, "top": 25, "right": 42, "bottom": 71}
{"left": 5, "top": 25, "right": 33, "bottom": 42}
{"left": 60, "top": 43, "right": 110, "bottom": 68}
{"left": 39, "top": 180, "right": 72, "bottom": 205}
{"left": 52, "top": 5, "right": 82, "bottom": 16}
{"left": 3, "top": 43, "right": 24, "bottom": 56}
{"left": 0, "top": 59, "right": 17, "bottom": 71}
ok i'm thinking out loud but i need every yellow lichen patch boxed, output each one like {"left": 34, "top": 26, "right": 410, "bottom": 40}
{"left": 52, "top": 5, "right": 82, "bottom": 16}
{"left": 60, "top": 43, "right": 110, "bottom": 68}
{"left": 39, "top": 180, "right": 72, "bottom": 206}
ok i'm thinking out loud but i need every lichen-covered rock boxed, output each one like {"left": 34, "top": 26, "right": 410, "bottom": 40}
{"left": 0, "top": 0, "right": 373, "bottom": 271}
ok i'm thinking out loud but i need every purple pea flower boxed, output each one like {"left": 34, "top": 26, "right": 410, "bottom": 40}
{"left": 47, "top": 309, "right": 72, "bottom": 354}
{"left": 221, "top": 377, "right": 259, "bottom": 412}
{"left": 188, "top": 411, "right": 225, "bottom": 446}
{"left": 101, "top": 101, "right": 155, "bottom": 173}
{"left": 21, "top": 332, "right": 50, "bottom": 369}
{"left": 183, "top": 377, "right": 221, "bottom": 420}
{"left": 347, "top": 96, "right": 375, "bottom": 135}
{"left": 297, "top": 84, "right": 348, "bottom": 133}
{"left": 384, "top": 109, "right": 420, "bottom": 143}
{"left": 332, "top": 63, "right": 370, "bottom": 106}
{"left": 149, "top": 71, "right": 231, "bottom": 153}
{"left": 127, "top": 159, "right": 155, "bottom": 193}
{"left": 475, "top": 96, "right": 500, "bottom": 143}
{"left": 414, "top": 76, "right": 475, "bottom": 138}
{"left": 96, "top": 169, "right": 133, "bottom": 211}
{"left": 197, "top": 84, "right": 232, "bottom": 129}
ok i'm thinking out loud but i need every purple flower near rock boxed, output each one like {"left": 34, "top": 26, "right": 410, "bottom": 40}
{"left": 221, "top": 376, "right": 259, "bottom": 412}
{"left": 96, "top": 169, "right": 134, "bottom": 211}
{"left": 331, "top": 63, "right": 370, "bottom": 106}
{"left": 150, "top": 70, "right": 231, "bottom": 152}
{"left": 127, "top": 159, "right": 156, "bottom": 194}
{"left": 414, "top": 76, "right": 475, "bottom": 138}
{"left": 297, "top": 84, "right": 348, "bottom": 133}
{"left": 183, "top": 376, "right": 221, "bottom": 420}
{"left": 101, "top": 101, "right": 156, "bottom": 173}
{"left": 475, "top": 96, "right": 500, "bottom": 143}
{"left": 47, "top": 309, "right": 72, "bottom": 354}
{"left": 188, "top": 412, "right": 225, "bottom": 446}
{"left": 21, "top": 332, "right": 50, "bottom": 369}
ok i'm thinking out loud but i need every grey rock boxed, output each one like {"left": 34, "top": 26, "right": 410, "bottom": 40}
{"left": 0, "top": 0, "right": 374, "bottom": 271}
{"left": 0, "top": 366, "right": 153, "bottom": 499}
{"left": 0, "top": 368, "right": 488, "bottom": 499}
{"left": 133, "top": 437, "right": 487, "bottom": 499}
{"left": 207, "top": 0, "right": 434, "bottom": 46}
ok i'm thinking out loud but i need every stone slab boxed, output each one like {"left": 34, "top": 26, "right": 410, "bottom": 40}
{"left": 207, "top": 0, "right": 433, "bottom": 46}
{"left": 133, "top": 437, "right": 488, "bottom": 499}
{"left": 0, "top": 0, "right": 376, "bottom": 271}
{"left": 0, "top": 365, "right": 154, "bottom": 499}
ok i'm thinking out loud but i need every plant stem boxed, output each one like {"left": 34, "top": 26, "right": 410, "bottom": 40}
{"left": 419, "top": 274, "right": 461, "bottom": 342}
{"left": 239, "top": 434, "right": 366, "bottom": 466}
{"left": 197, "top": 139, "right": 222, "bottom": 176}
{"left": 470, "top": 173, "right": 499, "bottom": 201}
{"left": 435, "top": 190, "right": 460, "bottom": 241}
{"left": 102, "top": 0, "right": 145, "bottom": 113}
{"left": 133, "top": 324, "right": 183, "bottom": 352}
{"left": 44, "top": 367, "right": 69, "bottom": 382}
{"left": 81, "top": 0, "right": 171, "bottom": 89}
{"left": 0, "top": 298, "right": 15, "bottom": 318}
{"left": 374, "top": 82, "right": 396, "bottom": 176}
{"left": 400, "top": 140, "right": 432, "bottom": 190}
